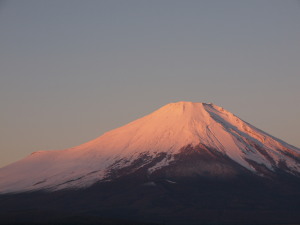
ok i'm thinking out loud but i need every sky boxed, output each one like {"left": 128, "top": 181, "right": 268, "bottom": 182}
{"left": 0, "top": 0, "right": 299, "bottom": 167}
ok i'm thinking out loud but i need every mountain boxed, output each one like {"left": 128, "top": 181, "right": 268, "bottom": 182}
{"left": 0, "top": 101, "right": 299, "bottom": 193}
{"left": 0, "top": 101, "right": 300, "bottom": 225}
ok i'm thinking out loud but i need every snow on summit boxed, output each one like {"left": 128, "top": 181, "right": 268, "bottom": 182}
{"left": 0, "top": 102, "right": 299, "bottom": 193}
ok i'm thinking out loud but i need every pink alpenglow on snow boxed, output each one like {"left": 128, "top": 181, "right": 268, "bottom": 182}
{"left": 0, "top": 102, "right": 299, "bottom": 193}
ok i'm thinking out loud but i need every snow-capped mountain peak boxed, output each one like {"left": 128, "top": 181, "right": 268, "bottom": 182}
{"left": 0, "top": 102, "right": 299, "bottom": 193}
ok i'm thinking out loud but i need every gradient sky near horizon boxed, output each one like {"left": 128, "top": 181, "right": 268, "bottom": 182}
{"left": 0, "top": 0, "right": 299, "bottom": 167}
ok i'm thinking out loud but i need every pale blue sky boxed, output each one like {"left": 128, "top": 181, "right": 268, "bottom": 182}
{"left": 1, "top": 0, "right": 300, "bottom": 167}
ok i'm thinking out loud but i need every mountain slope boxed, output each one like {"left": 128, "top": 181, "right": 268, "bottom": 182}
{"left": 0, "top": 102, "right": 299, "bottom": 193}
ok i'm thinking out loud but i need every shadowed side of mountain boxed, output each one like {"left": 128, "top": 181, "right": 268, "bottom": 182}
{"left": 104, "top": 144, "right": 297, "bottom": 182}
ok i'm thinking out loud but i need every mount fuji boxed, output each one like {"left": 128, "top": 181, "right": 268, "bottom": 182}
{"left": 0, "top": 101, "right": 299, "bottom": 193}
{"left": 1, "top": 102, "right": 300, "bottom": 225}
